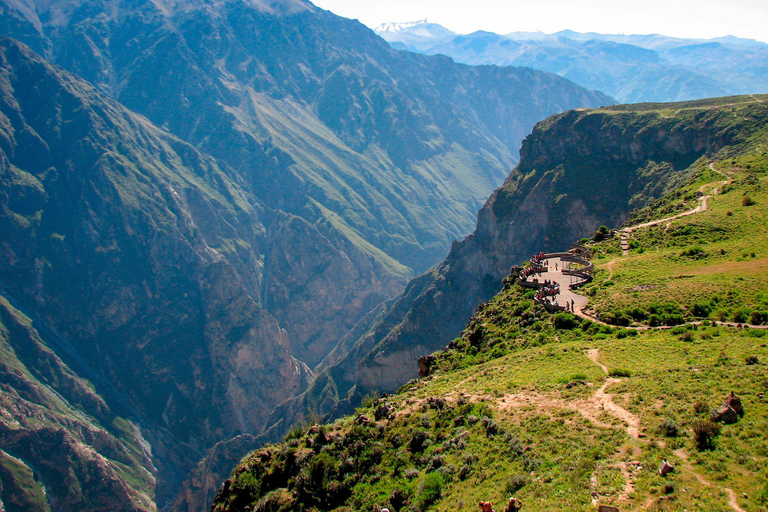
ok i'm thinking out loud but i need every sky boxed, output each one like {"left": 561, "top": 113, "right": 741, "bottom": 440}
{"left": 310, "top": 0, "right": 768, "bottom": 43}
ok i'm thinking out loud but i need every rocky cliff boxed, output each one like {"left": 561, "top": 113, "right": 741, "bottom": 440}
{"left": 301, "top": 96, "right": 768, "bottom": 417}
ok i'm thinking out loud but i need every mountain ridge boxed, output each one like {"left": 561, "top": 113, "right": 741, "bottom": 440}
{"left": 375, "top": 21, "right": 768, "bottom": 104}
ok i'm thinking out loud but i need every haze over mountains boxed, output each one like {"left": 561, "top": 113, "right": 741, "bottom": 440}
{"left": 0, "top": 0, "right": 613, "bottom": 509}
{"left": 375, "top": 20, "right": 768, "bottom": 103}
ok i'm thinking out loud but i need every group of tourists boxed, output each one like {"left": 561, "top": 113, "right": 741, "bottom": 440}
{"left": 534, "top": 281, "right": 560, "bottom": 301}
{"left": 518, "top": 265, "right": 541, "bottom": 281}
{"left": 531, "top": 252, "right": 546, "bottom": 265}
{"left": 479, "top": 498, "right": 523, "bottom": 512}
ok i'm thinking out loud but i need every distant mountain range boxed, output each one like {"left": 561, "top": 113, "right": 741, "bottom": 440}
{"left": 375, "top": 21, "right": 768, "bottom": 103}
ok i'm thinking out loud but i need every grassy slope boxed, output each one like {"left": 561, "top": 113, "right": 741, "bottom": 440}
{"left": 212, "top": 99, "right": 768, "bottom": 512}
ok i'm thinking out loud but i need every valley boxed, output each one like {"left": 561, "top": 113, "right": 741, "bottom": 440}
{"left": 0, "top": 0, "right": 765, "bottom": 509}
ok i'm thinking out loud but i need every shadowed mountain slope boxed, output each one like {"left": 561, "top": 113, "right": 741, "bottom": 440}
{"left": 0, "top": 36, "right": 322, "bottom": 509}
{"left": 0, "top": 0, "right": 611, "bottom": 366}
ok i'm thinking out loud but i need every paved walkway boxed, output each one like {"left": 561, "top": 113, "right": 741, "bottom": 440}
{"left": 536, "top": 259, "right": 590, "bottom": 313}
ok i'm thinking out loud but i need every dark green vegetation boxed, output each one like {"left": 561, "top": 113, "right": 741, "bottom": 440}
{"left": 213, "top": 102, "right": 768, "bottom": 511}
{"left": 288, "top": 95, "right": 768, "bottom": 432}
{"left": 376, "top": 22, "right": 768, "bottom": 104}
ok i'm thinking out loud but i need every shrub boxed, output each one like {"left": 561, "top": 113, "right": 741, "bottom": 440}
{"left": 658, "top": 418, "right": 679, "bottom": 437}
{"left": 692, "top": 420, "right": 720, "bottom": 451}
{"left": 679, "top": 331, "right": 695, "bottom": 342}
{"left": 482, "top": 416, "right": 499, "bottom": 437}
{"left": 732, "top": 307, "right": 752, "bottom": 323}
{"left": 404, "top": 468, "right": 419, "bottom": 480}
{"left": 750, "top": 311, "right": 766, "bottom": 325}
{"left": 609, "top": 368, "right": 632, "bottom": 378}
{"left": 742, "top": 196, "right": 756, "bottom": 206}
{"left": 680, "top": 247, "right": 707, "bottom": 259}
{"left": 552, "top": 312, "right": 579, "bottom": 329}
{"left": 692, "top": 302, "right": 712, "bottom": 318}
{"left": 361, "top": 392, "right": 380, "bottom": 409}
{"left": 410, "top": 430, "right": 429, "bottom": 453}
{"left": 506, "top": 435, "right": 524, "bottom": 457}
{"left": 693, "top": 401, "right": 709, "bottom": 415}
{"left": 648, "top": 314, "right": 663, "bottom": 327}
{"left": 504, "top": 474, "right": 529, "bottom": 495}
{"left": 416, "top": 472, "right": 445, "bottom": 509}
{"left": 663, "top": 314, "right": 685, "bottom": 326}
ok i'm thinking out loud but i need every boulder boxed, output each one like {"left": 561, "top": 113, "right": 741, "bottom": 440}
{"left": 659, "top": 460, "right": 675, "bottom": 476}
{"left": 723, "top": 391, "right": 743, "bottom": 417}
{"left": 712, "top": 405, "right": 739, "bottom": 424}
{"left": 418, "top": 355, "right": 435, "bottom": 378}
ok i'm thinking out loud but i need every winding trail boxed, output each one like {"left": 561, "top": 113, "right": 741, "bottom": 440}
{"left": 585, "top": 349, "right": 642, "bottom": 507}
{"left": 619, "top": 163, "right": 731, "bottom": 255}
{"left": 673, "top": 448, "right": 746, "bottom": 512}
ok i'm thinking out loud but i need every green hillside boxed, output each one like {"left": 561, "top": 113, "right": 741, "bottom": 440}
{"left": 212, "top": 98, "right": 768, "bottom": 512}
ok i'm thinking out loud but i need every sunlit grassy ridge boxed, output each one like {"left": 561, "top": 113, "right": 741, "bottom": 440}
{"left": 583, "top": 145, "right": 768, "bottom": 327}
{"left": 212, "top": 101, "right": 768, "bottom": 512}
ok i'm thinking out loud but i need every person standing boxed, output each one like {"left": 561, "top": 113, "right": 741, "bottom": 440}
{"left": 505, "top": 497, "right": 523, "bottom": 512}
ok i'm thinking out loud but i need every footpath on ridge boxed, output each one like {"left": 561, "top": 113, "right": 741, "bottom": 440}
{"left": 518, "top": 166, "right": 767, "bottom": 330}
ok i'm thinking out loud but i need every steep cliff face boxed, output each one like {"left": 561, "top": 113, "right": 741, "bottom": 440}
{"left": 0, "top": 0, "right": 612, "bottom": 365}
{"left": 0, "top": 38, "right": 320, "bottom": 508}
{"left": 311, "top": 97, "right": 768, "bottom": 407}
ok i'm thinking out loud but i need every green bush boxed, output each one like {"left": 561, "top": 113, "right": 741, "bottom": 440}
{"left": 663, "top": 314, "right": 685, "bottom": 326}
{"left": 750, "top": 311, "right": 767, "bottom": 325}
{"left": 504, "top": 474, "right": 529, "bottom": 495}
{"left": 732, "top": 307, "right": 752, "bottom": 323}
{"left": 416, "top": 472, "right": 445, "bottom": 509}
{"left": 552, "top": 312, "right": 580, "bottom": 329}
{"left": 692, "top": 420, "right": 720, "bottom": 451}
{"left": 742, "top": 196, "right": 756, "bottom": 206}
{"left": 692, "top": 302, "right": 712, "bottom": 318}
{"left": 648, "top": 314, "right": 663, "bottom": 327}
{"left": 658, "top": 418, "right": 679, "bottom": 437}
{"left": 609, "top": 368, "right": 632, "bottom": 378}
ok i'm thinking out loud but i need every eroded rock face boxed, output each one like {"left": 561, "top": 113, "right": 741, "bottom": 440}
{"left": 0, "top": 38, "right": 314, "bottom": 508}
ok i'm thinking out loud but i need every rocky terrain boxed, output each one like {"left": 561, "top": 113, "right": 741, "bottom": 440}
{"left": 0, "top": 37, "right": 318, "bottom": 510}
{"left": 0, "top": 0, "right": 612, "bottom": 367}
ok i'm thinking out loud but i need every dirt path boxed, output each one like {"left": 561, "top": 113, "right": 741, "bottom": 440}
{"left": 619, "top": 163, "right": 730, "bottom": 255}
{"left": 673, "top": 448, "right": 746, "bottom": 512}
{"left": 726, "top": 489, "right": 747, "bottom": 512}
{"left": 586, "top": 350, "right": 641, "bottom": 438}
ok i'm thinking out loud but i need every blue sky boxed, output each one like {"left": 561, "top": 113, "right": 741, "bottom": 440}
{"left": 311, "top": 0, "right": 768, "bottom": 43}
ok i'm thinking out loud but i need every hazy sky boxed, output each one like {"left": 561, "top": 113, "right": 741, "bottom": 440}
{"left": 310, "top": 0, "right": 768, "bottom": 43}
